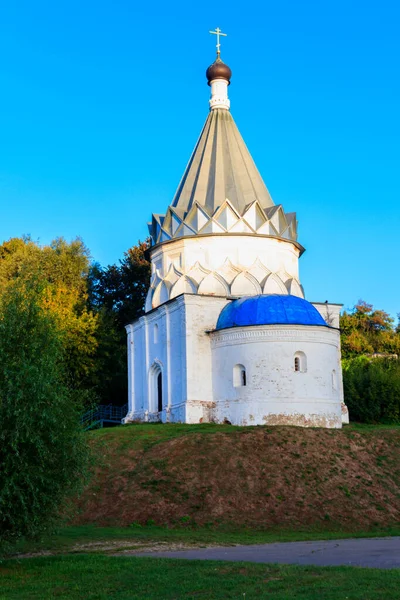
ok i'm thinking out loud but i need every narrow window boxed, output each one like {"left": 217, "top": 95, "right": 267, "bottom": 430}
{"left": 153, "top": 323, "right": 158, "bottom": 344}
{"left": 332, "top": 369, "right": 337, "bottom": 390}
{"left": 233, "top": 364, "right": 246, "bottom": 387}
{"left": 294, "top": 352, "right": 307, "bottom": 373}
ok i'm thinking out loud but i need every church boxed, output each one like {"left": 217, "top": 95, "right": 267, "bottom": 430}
{"left": 124, "top": 31, "right": 349, "bottom": 429}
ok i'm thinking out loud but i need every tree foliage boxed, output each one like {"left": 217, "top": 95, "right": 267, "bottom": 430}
{"left": 341, "top": 301, "right": 400, "bottom": 423}
{"left": 89, "top": 240, "right": 150, "bottom": 327}
{"left": 0, "top": 236, "right": 150, "bottom": 408}
{"left": 343, "top": 356, "right": 400, "bottom": 424}
{"left": 87, "top": 240, "right": 151, "bottom": 405}
{"left": 0, "top": 237, "right": 98, "bottom": 401}
{"left": 340, "top": 300, "right": 400, "bottom": 358}
{"left": 0, "top": 278, "right": 90, "bottom": 551}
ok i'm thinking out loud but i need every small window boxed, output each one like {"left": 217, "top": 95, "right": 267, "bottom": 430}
{"left": 294, "top": 352, "right": 307, "bottom": 373}
{"left": 153, "top": 323, "right": 158, "bottom": 344}
{"left": 233, "top": 364, "right": 247, "bottom": 387}
{"left": 332, "top": 369, "right": 337, "bottom": 390}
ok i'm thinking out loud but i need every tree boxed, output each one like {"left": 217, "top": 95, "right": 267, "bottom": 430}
{"left": 0, "top": 278, "right": 90, "bottom": 551}
{"left": 341, "top": 301, "right": 400, "bottom": 423}
{"left": 343, "top": 356, "right": 400, "bottom": 423}
{"left": 0, "top": 237, "right": 98, "bottom": 405}
{"left": 340, "top": 300, "right": 400, "bottom": 358}
{"left": 87, "top": 240, "right": 151, "bottom": 406}
{"left": 89, "top": 240, "right": 150, "bottom": 327}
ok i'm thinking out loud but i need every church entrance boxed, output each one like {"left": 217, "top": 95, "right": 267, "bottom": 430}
{"left": 149, "top": 363, "right": 163, "bottom": 415}
{"left": 157, "top": 371, "right": 162, "bottom": 412}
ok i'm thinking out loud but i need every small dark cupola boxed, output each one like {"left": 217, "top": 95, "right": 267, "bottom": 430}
{"left": 206, "top": 58, "right": 232, "bottom": 85}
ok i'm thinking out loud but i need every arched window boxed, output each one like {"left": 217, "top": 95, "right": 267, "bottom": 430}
{"left": 294, "top": 352, "right": 307, "bottom": 373}
{"left": 233, "top": 364, "right": 247, "bottom": 387}
{"left": 153, "top": 323, "right": 158, "bottom": 344}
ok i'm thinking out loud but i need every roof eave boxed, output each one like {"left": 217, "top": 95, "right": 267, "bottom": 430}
{"left": 150, "top": 232, "right": 306, "bottom": 256}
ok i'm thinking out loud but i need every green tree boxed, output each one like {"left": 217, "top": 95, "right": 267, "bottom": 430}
{"left": 87, "top": 240, "right": 151, "bottom": 405}
{"left": 340, "top": 300, "right": 400, "bottom": 358}
{"left": 0, "top": 278, "right": 90, "bottom": 552}
{"left": 89, "top": 240, "right": 150, "bottom": 327}
{"left": 0, "top": 237, "right": 98, "bottom": 404}
{"left": 343, "top": 356, "right": 400, "bottom": 423}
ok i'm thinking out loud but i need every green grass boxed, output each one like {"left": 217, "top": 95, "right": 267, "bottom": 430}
{"left": 11, "top": 523, "right": 400, "bottom": 557}
{"left": 91, "top": 421, "right": 400, "bottom": 444}
{"left": 1, "top": 555, "right": 399, "bottom": 599}
{"left": 89, "top": 422, "right": 252, "bottom": 448}
{"left": 344, "top": 423, "right": 400, "bottom": 432}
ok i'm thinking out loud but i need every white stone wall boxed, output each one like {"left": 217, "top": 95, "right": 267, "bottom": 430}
{"left": 124, "top": 294, "right": 346, "bottom": 429}
{"left": 146, "top": 234, "right": 303, "bottom": 311}
{"left": 124, "top": 298, "right": 187, "bottom": 423}
{"left": 311, "top": 302, "right": 346, "bottom": 412}
{"left": 312, "top": 302, "right": 342, "bottom": 329}
{"left": 124, "top": 294, "right": 228, "bottom": 424}
{"left": 181, "top": 295, "right": 228, "bottom": 423}
{"left": 209, "top": 78, "right": 230, "bottom": 110}
{"left": 210, "top": 324, "right": 343, "bottom": 428}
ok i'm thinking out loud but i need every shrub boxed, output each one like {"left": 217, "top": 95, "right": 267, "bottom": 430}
{"left": 0, "top": 279, "right": 90, "bottom": 552}
{"left": 343, "top": 356, "right": 400, "bottom": 423}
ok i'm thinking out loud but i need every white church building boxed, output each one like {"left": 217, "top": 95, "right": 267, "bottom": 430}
{"left": 124, "top": 38, "right": 349, "bottom": 429}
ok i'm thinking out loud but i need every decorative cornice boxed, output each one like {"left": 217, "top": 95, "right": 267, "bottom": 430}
{"left": 210, "top": 325, "right": 339, "bottom": 348}
{"left": 149, "top": 199, "right": 300, "bottom": 248}
{"left": 145, "top": 255, "right": 304, "bottom": 312}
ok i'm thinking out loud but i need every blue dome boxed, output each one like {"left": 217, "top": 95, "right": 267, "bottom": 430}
{"left": 216, "top": 295, "right": 327, "bottom": 330}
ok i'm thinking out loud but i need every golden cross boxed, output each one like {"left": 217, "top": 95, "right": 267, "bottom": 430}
{"left": 209, "top": 27, "right": 227, "bottom": 57}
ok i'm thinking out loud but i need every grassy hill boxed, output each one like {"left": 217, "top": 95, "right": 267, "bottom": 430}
{"left": 72, "top": 423, "right": 400, "bottom": 533}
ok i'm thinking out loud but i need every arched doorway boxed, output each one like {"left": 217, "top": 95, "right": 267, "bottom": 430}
{"left": 157, "top": 371, "right": 162, "bottom": 412}
{"left": 149, "top": 363, "right": 163, "bottom": 414}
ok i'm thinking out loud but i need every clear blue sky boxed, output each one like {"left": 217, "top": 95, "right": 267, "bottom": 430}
{"left": 1, "top": 1, "right": 399, "bottom": 318}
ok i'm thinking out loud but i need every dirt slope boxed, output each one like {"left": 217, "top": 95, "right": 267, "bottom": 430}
{"left": 73, "top": 424, "right": 400, "bottom": 530}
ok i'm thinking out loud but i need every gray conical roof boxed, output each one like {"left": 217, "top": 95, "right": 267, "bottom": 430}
{"left": 171, "top": 108, "right": 274, "bottom": 215}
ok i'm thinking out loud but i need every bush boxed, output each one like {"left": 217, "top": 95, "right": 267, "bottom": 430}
{"left": 343, "top": 356, "right": 400, "bottom": 423}
{"left": 0, "top": 279, "right": 90, "bottom": 552}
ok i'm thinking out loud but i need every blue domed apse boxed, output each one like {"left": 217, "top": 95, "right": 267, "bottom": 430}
{"left": 216, "top": 295, "right": 327, "bottom": 330}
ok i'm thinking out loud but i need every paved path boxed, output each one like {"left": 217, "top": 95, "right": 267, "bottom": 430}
{"left": 135, "top": 537, "right": 400, "bottom": 569}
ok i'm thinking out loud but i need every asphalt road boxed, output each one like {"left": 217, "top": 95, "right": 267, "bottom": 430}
{"left": 136, "top": 537, "right": 400, "bottom": 569}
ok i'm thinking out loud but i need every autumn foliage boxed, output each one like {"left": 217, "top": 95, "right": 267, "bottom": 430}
{"left": 340, "top": 301, "right": 400, "bottom": 423}
{"left": 340, "top": 300, "right": 400, "bottom": 357}
{"left": 0, "top": 237, "right": 98, "bottom": 401}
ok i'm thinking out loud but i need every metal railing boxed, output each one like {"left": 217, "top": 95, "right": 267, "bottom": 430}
{"left": 81, "top": 403, "right": 128, "bottom": 431}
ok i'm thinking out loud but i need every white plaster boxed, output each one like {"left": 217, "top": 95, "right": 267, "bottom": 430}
{"left": 125, "top": 294, "right": 347, "bottom": 429}
{"left": 210, "top": 324, "right": 343, "bottom": 428}
{"left": 125, "top": 295, "right": 227, "bottom": 424}
{"left": 312, "top": 302, "right": 342, "bottom": 329}
{"left": 209, "top": 78, "right": 230, "bottom": 110}
{"left": 122, "top": 324, "right": 135, "bottom": 423}
{"left": 147, "top": 235, "right": 303, "bottom": 310}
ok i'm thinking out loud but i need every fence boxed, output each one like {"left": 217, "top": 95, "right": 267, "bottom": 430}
{"left": 81, "top": 403, "right": 128, "bottom": 431}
